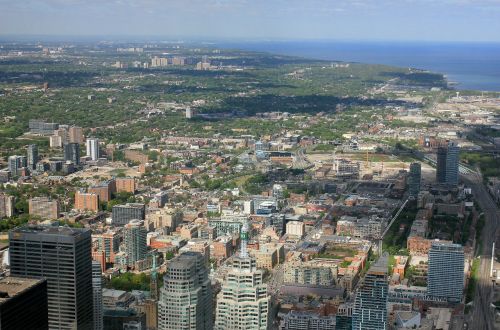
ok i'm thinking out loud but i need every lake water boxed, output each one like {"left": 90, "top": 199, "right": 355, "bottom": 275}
{"left": 217, "top": 41, "right": 500, "bottom": 92}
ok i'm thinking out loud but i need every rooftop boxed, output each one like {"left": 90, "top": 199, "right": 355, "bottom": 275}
{"left": 369, "top": 253, "right": 389, "bottom": 275}
{"left": 0, "top": 277, "right": 46, "bottom": 304}
{"left": 10, "top": 224, "right": 89, "bottom": 237}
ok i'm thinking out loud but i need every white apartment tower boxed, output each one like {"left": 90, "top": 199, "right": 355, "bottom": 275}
{"left": 86, "top": 138, "right": 100, "bottom": 161}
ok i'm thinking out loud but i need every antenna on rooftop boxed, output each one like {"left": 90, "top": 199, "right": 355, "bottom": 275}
{"left": 240, "top": 221, "right": 249, "bottom": 258}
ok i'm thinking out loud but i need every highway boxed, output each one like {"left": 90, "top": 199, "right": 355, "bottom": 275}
{"left": 464, "top": 173, "right": 499, "bottom": 330}
{"left": 293, "top": 147, "right": 313, "bottom": 170}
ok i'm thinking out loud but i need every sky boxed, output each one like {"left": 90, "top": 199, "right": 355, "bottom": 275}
{"left": 1, "top": 0, "right": 500, "bottom": 42}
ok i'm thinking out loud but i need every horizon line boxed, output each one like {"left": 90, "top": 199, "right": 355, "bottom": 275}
{"left": 1, "top": 34, "right": 500, "bottom": 44}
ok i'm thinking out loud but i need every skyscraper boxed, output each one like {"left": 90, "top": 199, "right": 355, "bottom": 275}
{"left": 445, "top": 142, "right": 460, "bottom": 186}
{"left": 158, "top": 252, "right": 213, "bottom": 330}
{"left": 92, "top": 261, "right": 104, "bottom": 330}
{"left": 124, "top": 219, "right": 148, "bottom": 266}
{"left": 215, "top": 222, "right": 270, "bottom": 330}
{"left": 27, "top": 144, "right": 38, "bottom": 170}
{"left": 64, "top": 142, "right": 81, "bottom": 165}
{"left": 86, "top": 138, "right": 100, "bottom": 161}
{"left": 408, "top": 162, "right": 421, "bottom": 197}
{"left": 436, "top": 141, "right": 459, "bottom": 185}
{"left": 8, "top": 155, "right": 26, "bottom": 177}
{"left": 9, "top": 225, "right": 94, "bottom": 330}
{"left": 436, "top": 145, "right": 447, "bottom": 184}
{"left": 427, "top": 242, "right": 464, "bottom": 302}
{"left": 0, "top": 277, "right": 49, "bottom": 330}
{"left": 352, "top": 255, "right": 388, "bottom": 330}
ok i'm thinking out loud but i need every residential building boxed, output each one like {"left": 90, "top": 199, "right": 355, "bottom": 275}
{"left": 336, "top": 216, "right": 384, "bottom": 239}
{"left": 135, "top": 299, "right": 158, "bottom": 330}
{"left": 445, "top": 142, "right": 460, "bottom": 185}
{"left": 436, "top": 142, "right": 459, "bottom": 185}
{"left": 436, "top": 146, "right": 447, "bottom": 184}
{"left": 151, "top": 56, "right": 168, "bottom": 68}
{"left": 145, "top": 208, "right": 182, "bottom": 232}
{"left": 8, "top": 155, "right": 26, "bottom": 177}
{"left": 211, "top": 236, "right": 233, "bottom": 259}
{"left": 284, "top": 263, "right": 337, "bottom": 287}
{"left": 86, "top": 138, "right": 100, "bottom": 161}
{"left": 0, "top": 194, "right": 15, "bottom": 218}
{"left": 55, "top": 126, "right": 69, "bottom": 145}
{"left": 28, "top": 119, "right": 58, "bottom": 135}
{"left": 352, "top": 255, "right": 388, "bottom": 330}
{"left": 69, "top": 125, "right": 84, "bottom": 144}
{"left": 74, "top": 191, "right": 99, "bottom": 212}
{"left": 208, "top": 215, "right": 246, "bottom": 237}
{"left": 408, "top": 162, "right": 421, "bottom": 197}
{"left": 158, "top": 252, "right": 213, "bottom": 330}
{"left": 89, "top": 179, "right": 116, "bottom": 203}
{"left": 92, "top": 261, "right": 104, "bottom": 330}
{"left": 64, "top": 142, "right": 81, "bottom": 165}
{"left": 49, "top": 134, "right": 63, "bottom": 148}
{"left": 427, "top": 242, "right": 464, "bottom": 302}
{"left": 28, "top": 197, "right": 60, "bottom": 219}
{"left": 0, "top": 170, "right": 9, "bottom": 183}
{"left": 286, "top": 220, "right": 305, "bottom": 238}
{"left": 149, "top": 191, "right": 169, "bottom": 208}
{"left": 27, "top": 144, "right": 38, "bottom": 170}
{"left": 254, "top": 243, "right": 284, "bottom": 270}
{"left": 124, "top": 220, "right": 148, "bottom": 266}
{"left": 0, "top": 277, "right": 49, "bottom": 330}
{"left": 116, "top": 177, "right": 136, "bottom": 193}
{"left": 280, "top": 311, "right": 336, "bottom": 330}
{"left": 93, "top": 230, "right": 121, "bottom": 264}
{"left": 9, "top": 225, "right": 93, "bottom": 330}
{"left": 112, "top": 203, "right": 145, "bottom": 226}
{"left": 124, "top": 150, "right": 149, "bottom": 164}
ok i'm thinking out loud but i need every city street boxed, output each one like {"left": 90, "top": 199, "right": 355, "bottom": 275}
{"left": 465, "top": 174, "right": 499, "bottom": 330}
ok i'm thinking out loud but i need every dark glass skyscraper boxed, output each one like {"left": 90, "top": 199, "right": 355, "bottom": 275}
{"left": 408, "top": 162, "right": 421, "bottom": 197}
{"left": 436, "top": 146, "right": 447, "bottom": 183}
{"left": 9, "top": 225, "right": 94, "bottom": 330}
{"left": 64, "top": 142, "right": 81, "bottom": 165}
{"left": 352, "top": 255, "right": 388, "bottom": 330}
{"left": 436, "top": 141, "right": 459, "bottom": 185}
{"left": 0, "top": 277, "right": 49, "bottom": 330}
